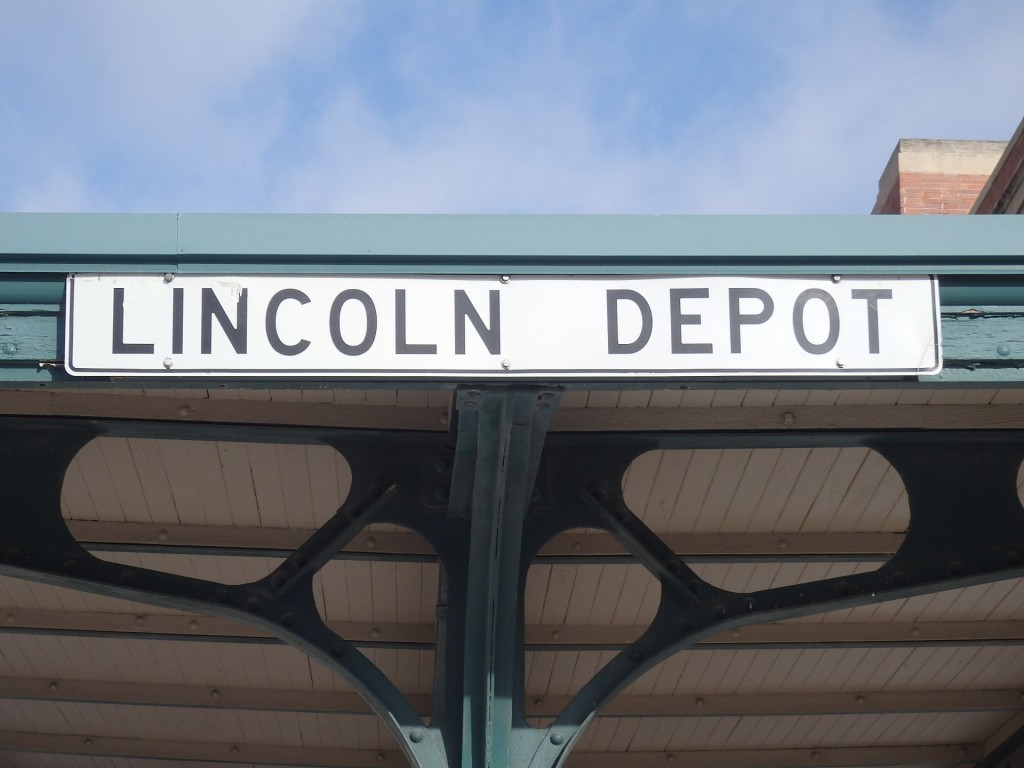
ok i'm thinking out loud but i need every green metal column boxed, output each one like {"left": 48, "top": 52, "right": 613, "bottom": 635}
{"left": 452, "top": 389, "right": 556, "bottom": 768}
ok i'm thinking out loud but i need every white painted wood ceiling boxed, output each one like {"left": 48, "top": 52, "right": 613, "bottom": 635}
{"left": 0, "top": 386, "right": 1022, "bottom": 768}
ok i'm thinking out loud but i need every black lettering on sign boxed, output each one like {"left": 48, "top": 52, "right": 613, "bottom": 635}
{"left": 728, "top": 288, "right": 773, "bottom": 353}
{"left": 171, "top": 287, "right": 184, "bottom": 355}
{"left": 851, "top": 288, "right": 892, "bottom": 354}
{"left": 330, "top": 289, "right": 377, "bottom": 356}
{"left": 670, "top": 288, "right": 712, "bottom": 354}
{"left": 112, "top": 287, "right": 155, "bottom": 355}
{"left": 201, "top": 287, "right": 248, "bottom": 355}
{"left": 607, "top": 290, "right": 652, "bottom": 354}
{"left": 266, "top": 289, "right": 311, "bottom": 356}
{"left": 792, "top": 289, "right": 839, "bottom": 355}
{"left": 395, "top": 289, "right": 437, "bottom": 355}
{"left": 454, "top": 290, "right": 500, "bottom": 354}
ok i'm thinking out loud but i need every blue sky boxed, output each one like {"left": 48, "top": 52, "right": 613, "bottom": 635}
{"left": 2, "top": 1, "right": 1022, "bottom": 214}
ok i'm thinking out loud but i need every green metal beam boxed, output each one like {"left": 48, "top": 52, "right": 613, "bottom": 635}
{"left": 2, "top": 213, "right": 1024, "bottom": 272}
{"left": 0, "top": 307, "right": 1022, "bottom": 387}
{"left": 2, "top": 213, "right": 1024, "bottom": 386}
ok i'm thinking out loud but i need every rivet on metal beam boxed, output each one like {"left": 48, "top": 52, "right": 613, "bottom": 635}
{"left": 782, "top": 412, "right": 795, "bottom": 425}
{"left": 550, "top": 732, "right": 565, "bottom": 746}
{"left": 163, "top": 273, "right": 175, "bottom": 283}
{"left": 211, "top": 689, "right": 221, "bottom": 700}
{"left": 408, "top": 729, "right": 425, "bottom": 744}
{"left": 188, "top": 620, "right": 199, "bottom": 631}
{"left": 178, "top": 405, "right": 192, "bottom": 417}
{"left": 48, "top": 681, "right": 59, "bottom": 692}
{"left": 500, "top": 275, "right": 511, "bottom": 284}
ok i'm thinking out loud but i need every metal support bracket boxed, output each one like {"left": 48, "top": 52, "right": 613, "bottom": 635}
{"left": 1, "top": 415, "right": 1024, "bottom": 768}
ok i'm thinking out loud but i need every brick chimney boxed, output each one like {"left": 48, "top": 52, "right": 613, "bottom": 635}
{"left": 872, "top": 139, "right": 1007, "bottom": 214}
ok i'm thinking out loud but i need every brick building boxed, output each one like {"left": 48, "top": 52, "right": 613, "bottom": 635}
{"left": 873, "top": 115, "right": 1024, "bottom": 214}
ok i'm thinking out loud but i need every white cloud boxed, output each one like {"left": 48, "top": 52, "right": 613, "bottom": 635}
{"left": 3, "top": 1, "right": 1022, "bottom": 213}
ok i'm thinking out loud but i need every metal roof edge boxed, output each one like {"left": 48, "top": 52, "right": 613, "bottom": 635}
{"left": 0, "top": 213, "right": 1021, "bottom": 272}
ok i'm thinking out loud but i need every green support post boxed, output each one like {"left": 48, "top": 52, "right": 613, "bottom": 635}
{"left": 451, "top": 389, "right": 557, "bottom": 768}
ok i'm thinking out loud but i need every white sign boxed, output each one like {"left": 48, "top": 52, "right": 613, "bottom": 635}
{"left": 64, "top": 274, "right": 941, "bottom": 378}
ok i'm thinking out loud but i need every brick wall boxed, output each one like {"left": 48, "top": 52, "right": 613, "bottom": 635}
{"left": 872, "top": 139, "right": 1006, "bottom": 215}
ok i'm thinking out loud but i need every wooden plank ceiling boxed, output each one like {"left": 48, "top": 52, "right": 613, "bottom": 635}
{"left": 0, "top": 386, "right": 1023, "bottom": 768}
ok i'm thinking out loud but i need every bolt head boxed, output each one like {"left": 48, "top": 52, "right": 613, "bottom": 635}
{"left": 163, "top": 357, "right": 174, "bottom": 369}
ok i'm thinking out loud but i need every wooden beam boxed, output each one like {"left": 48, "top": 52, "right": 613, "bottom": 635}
{"left": 0, "top": 731, "right": 407, "bottom": 767}
{"left": 0, "top": 675, "right": 1018, "bottom": 719}
{"left": 68, "top": 520, "right": 903, "bottom": 561}
{"left": 0, "top": 731, "right": 983, "bottom": 768}
{"left": 526, "top": 620, "right": 1024, "bottom": 648}
{"left": 0, "top": 390, "right": 449, "bottom": 431}
{"left": 550, "top": 403, "right": 1024, "bottom": 431}
{"left": 4, "top": 389, "right": 1024, "bottom": 432}
{"left": 565, "top": 744, "right": 984, "bottom": 768}
{"left": 2, "top": 608, "right": 1022, "bottom": 649}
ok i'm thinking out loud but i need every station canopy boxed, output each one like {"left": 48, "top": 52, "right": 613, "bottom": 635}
{"left": 0, "top": 213, "right": 1023, "bottom": 768}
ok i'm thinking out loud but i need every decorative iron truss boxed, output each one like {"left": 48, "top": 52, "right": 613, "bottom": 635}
{"left": 0, "top": 388, "right": 1023, "bottom": 768}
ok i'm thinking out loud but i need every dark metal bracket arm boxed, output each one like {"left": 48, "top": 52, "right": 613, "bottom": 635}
{"left": 0, "top": 403, "right": 1023, "bottom": 768}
